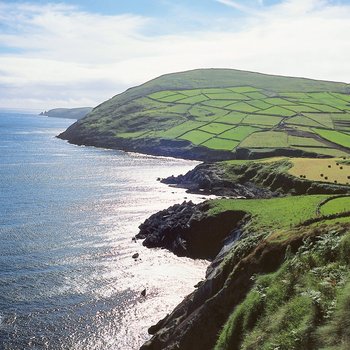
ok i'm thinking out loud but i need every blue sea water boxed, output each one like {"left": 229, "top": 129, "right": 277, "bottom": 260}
{"left": 0, "top": 112, "right": 207, "bottom": 350}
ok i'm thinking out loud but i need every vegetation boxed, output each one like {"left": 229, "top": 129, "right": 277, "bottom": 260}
{"left": 215, "top": 222, "right": 350, "bottom": 350}
{"left": 288, "top": 158, "right": 350, "bottom": 185}
{"left": 206, "top": 195, "right": 327, "bottom": 232}
{"left": 60, "top": 69, "right": 350, "bottom": 158}
{"left": 40, "top": 107, "right": 92, "bottom": 119}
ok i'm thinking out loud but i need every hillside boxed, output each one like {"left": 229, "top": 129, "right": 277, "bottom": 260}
{"left": 139, "top": 192, "right": 350, "bottom": 350}
{"left": 40, "top": 107, "right": 92, "bottom": 120}
{"left": 58, "top": 69, "right": 350, "bottom": 160}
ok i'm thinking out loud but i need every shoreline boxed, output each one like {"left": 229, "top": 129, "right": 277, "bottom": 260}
{"left": 56, "top": 127, "right": 350, "bottom": 350}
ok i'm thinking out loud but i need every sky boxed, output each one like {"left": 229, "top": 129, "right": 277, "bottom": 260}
{"left": 0, "top": 0, "right": 349, "bottom": 110}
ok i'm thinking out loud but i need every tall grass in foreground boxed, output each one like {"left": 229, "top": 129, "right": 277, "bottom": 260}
{"left": 215, "top": 225, "right": 350, "bottom": 350}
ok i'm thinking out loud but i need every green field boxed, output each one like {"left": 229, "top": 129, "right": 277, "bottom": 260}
{"left": 313, "top": 128, "right": 350, "bottom": 148}
{"left": 207, "top": 195, "right": 327, "bottom": 232}
{"left": 320, "top": 196, "right": 350, "bottom": 215}
{"left": 63, "top": 69, "right": 350, "bottom": 156}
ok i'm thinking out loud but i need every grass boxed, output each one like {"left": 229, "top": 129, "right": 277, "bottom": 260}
{"left": 320, "top": 197, "right": 350, "bottom": 216}
{"left": 243, "top": 114, "right": 282, "bottom": 126}
{"left": 215, "top": 221, "right": 350, "bottom": 350}
{"left": 316, "top": 280, "right": 350, "bottom": 349}
{"left": 259, "top": 106, "right": 295, "bottom": 117}
{"left": 246, "top": 100, "right": 273, "bottom": 110}
{"left": 179, "top": 129, "right": 213, "bottom": 145}
{"left": 205, "top": 92, "right": 248, "bottom": 100}
{"left": 303, "top": 113, "right": 334, "bottom": 129}
{"left": 201, "top": 99, "right": 235, "bottom": 108}
{"left": 285, "top": 104, "right": 322, "bottom": 113}
{"left": 206, "top": 195, "right": 326, "bottom": 232}
{"left": 286, "top": 115, "right": 324, "bottom": 127}
{"left": 293, "top": 147, "right": 349, "bottom": 158}
{"left": 219, "top": 126, "right": 259, "bottom": 141}
{"left": 215, "top": 112, "right": 247, "bottom": 125}
{"left": 288, "top": 135, "right": 328, "bottom": 147}
{"left": 288, "top": 158, "right": 350, "bottom": 184}
{"left": 240, "top": 131, "right": 289, "bottom": 148}
{"left": 66, "top": 68, "right": 350, "bottom": 158}
{"left": 159, "top": 120, "right": 205, "bottom": 138}
{"left": 226, "top": 102, "right": 260, "bottom": 113}
{"left": 313, "top": 129, "right": 350, "bottom": 148}
{"left": 202, "top": 138, "right": 239, "bottom": 150}
{"left": 199, "top": 123, "right": 234, "bottom": 135}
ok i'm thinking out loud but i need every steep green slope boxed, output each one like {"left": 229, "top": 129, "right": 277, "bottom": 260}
{"left": 215, "top": 222, "right": 350, "bottom": 350}
{"left": 59, "top": 69, "right": 350, "bottom": 160}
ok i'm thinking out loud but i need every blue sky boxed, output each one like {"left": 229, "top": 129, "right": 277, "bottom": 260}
{"left": 0, "top": 0, "right": 350, "bottom": 109}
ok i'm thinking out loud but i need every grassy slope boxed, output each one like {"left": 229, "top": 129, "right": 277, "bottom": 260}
{"left": 215, "top": 221, "right": 350, "bottom": 350}
{"left": 207, "top": 195, "right": 350, "bottom": 350}
{"left": 60, "top": 69, "right": 350, "bottom": 159}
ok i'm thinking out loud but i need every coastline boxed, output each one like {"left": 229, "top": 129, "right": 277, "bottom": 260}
{"left": 56, "top": 127, "right": 350, "bottom": 350}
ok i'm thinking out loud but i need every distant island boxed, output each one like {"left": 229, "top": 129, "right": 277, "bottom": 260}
{"left": 40, "top": 107, "right": 93, "bottom": 120}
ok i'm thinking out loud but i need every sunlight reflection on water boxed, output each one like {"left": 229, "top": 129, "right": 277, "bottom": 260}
{"left": 0, "top": 113, "right": 210, "bottom": 349}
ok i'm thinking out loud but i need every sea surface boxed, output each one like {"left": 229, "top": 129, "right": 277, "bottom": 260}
{"left": 0, "top": 112, "right": 209, "bottom": 350}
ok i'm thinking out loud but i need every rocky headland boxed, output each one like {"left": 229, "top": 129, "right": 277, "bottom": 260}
{"left": 161, "top": 159, "right": 350, "bottom": 197}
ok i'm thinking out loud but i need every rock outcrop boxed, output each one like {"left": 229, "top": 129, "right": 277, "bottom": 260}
{"left": 162, "top": 161, "right": 350, "bottom": 197}
{"left": 136, "top": 201, "right": 247, "bottom": 260}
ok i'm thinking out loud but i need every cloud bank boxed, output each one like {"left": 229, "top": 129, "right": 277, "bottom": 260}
{"left": 0, "top": 0, "right": 349, "bottom": 109}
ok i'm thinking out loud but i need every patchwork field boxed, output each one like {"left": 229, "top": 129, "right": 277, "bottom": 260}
{"left": 116, "top": 86, "right": 350, "bottom": 157}
{"left": 61, "top": 69, "right": 350, "bottom": 159}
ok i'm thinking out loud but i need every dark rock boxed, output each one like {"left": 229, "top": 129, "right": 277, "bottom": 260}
{"left": 141, "top": 289, "right": 147, "bottom": 297}
{"left": 136, "top": 201, "right": 247, "bottom": 260}
{"left": 148, "top": 314, "right": 170, "bottom": 335}
{"left": 132, "top": 253, "right": 139, "bottom": 259}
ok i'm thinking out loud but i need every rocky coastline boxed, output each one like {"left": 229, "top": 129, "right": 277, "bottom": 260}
{"left": 135, "top": 161, "right": 350, "bottom": 350}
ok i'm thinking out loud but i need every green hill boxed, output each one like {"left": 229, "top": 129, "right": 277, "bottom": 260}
{"left": 58, "top": 69, "right": 350, "bottom": 160}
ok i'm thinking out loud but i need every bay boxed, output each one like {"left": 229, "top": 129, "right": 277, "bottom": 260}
{"left": 0, "top": 112, "right": 208, "bottom": 350}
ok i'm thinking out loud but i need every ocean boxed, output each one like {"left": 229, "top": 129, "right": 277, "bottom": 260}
{"left": 0, "top": 112, "right": 208, "bottom": 350}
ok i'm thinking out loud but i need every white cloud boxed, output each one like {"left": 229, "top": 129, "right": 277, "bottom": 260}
{"left": 0, "top": 1, "right": 349, "bottom": 110}
{"left": 215, "top": 0, "right": 257, "bottom": 14}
